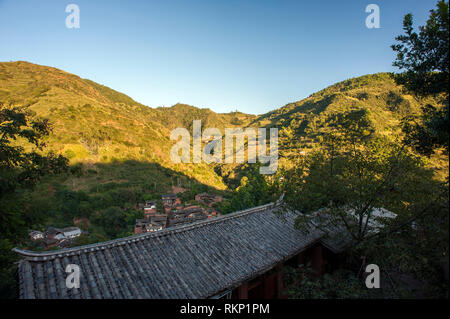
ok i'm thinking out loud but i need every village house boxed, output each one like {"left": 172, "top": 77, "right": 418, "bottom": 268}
{"left": 195, "top": 193, "right": 223, "bottom": 207}
{"left": 61, "top": 227, "right": 82, "bottom": 239}
{"left": 42, "top": 238, "right": 60, "bottom": 249}
{"left": 135, "top": 198, "right": 169, "bottom": 234}
{"left": 134, "top": 219, "right": 166, "bottom": 234}
{"left": 161, "top": 194, "right": 181, "bottom": 207}
{"left": 45, "top": 227, "right": 64, "bottom": 240}
{"left": 167, "top": 206, "right": 209, "bottom": 227}
{"left": 13, "top": 196, "right": 353, "bottom": 299}
{"left": 143, "top": 201, "right": 158, "bottom": 219}
{"left": 28, "top": 231, "right": 44, "bottom": 242}
{"left": 42, "top": 227, "right": 82, "bottom": 249}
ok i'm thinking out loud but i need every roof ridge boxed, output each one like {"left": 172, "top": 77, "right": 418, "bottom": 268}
{"left": 13, "top": 201, "right": 280, "bottom": 259}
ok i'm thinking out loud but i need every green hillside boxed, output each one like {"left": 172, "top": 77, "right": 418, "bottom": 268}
{"left": 253, "top": 73, "right": 447, "bottom": 179}
{"left": 0, "top": 61, "right": 447, "bottom": 192}
{"left": 0, "top": 61, "right": 256, "bottom": 191}
{"left": 258, "top": 73, "right": 430, "bottom": 148}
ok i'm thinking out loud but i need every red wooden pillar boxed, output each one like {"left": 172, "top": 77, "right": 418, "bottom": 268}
{"left": 311, "top": 245, "right": 323, "bottom": 276}
{"left": 237, "top": 282, "right": 248, "bottom": 299}
{"left": 297, "top": 251, "right": 305, "bottom": 265}
{"left": 276, "top": 266, "right": 283, "bottom": 298}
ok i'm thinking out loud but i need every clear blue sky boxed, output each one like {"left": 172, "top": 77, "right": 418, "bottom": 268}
{"left": 0, "top": 0, "right": 438, "bottom": 114}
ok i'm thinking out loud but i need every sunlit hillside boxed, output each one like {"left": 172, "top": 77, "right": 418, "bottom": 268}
{"left": 0, "top": 62, "right": 447, "bottom": 192}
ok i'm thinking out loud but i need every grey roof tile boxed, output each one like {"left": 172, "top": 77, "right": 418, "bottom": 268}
{"left": 13, "top": 201, "right": 348, "bottom": 299}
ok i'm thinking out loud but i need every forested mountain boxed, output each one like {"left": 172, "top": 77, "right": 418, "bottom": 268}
{"left": 255, "top": 73, "right": 444, "bottom": 170}
{"left": 0, "top": 61, "right": 447, "bottom": 191}
{"left": 0, "top": 61, "right": 255, "bottom": 191}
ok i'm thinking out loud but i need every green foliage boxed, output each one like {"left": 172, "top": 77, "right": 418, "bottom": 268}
{"left": 284, "top": 116, "right": 441, "bottom": 243}
{"left": 391, "top": 1, "right": 449, "bottom": 95}
{"left": 0, "top": 106, "right": 68, "bottom": 298}
{"left": 392, "top": 1, "right": 449, "bottom": 155}
{"left": 283, "top": 108, "right": 448, "bottom": 297}
{"left": 402, "top": 104, "right": 449, "bottom": 156}
{"left": 284, "top": 265, "right": 381, "bottom": 299}
{"left": 0, "top": 239, "right": 17, "bottom": 299}
{"left": 216, "top": 164, "right": 279, "bottom": 214}
{"left": 92, "top": 206, "right": 128, "bottom": 238}
{"left": 360, "top": 196, "right": 449, "bottom": 298}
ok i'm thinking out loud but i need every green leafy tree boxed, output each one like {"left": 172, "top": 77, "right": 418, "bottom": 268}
{"left": 0, "top": 106, "right": 68, "bottom": 298}
{"left": 94, "top": 206, "right": 128, "bottom": 238}
{"left": 284, "top": 113, "right": 442, "bottom": 244}
{"left": 283, "top": 265, "right": 385, "bottom": 299}
{"left": 282, "top": 111, "right": 448, "bottom": 297}
{"left": 217, "top": 164, "right": 278, "bottom": 214}
{"left": 392, "top": 1, "right": 449, "bottom": 155}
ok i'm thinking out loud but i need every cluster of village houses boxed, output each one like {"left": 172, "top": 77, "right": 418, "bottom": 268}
{"left": 134, "top": 193, "right": 222, "bottom": 234}
{"left": 28, "top": 193, "right": 223, "bottom": 249}
{"left": 29, "top": 226, "right": 82, "bottom": 249}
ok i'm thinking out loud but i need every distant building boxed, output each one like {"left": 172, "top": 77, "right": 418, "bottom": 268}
{"left": 134, "top": 219, "right": 166, "bottom": 234}
{"left": 43, "top": 238, "right": 59, "bottom": 249}
{"left": 45, "top": 227, "right": 61, "bottom": 240}
{"left": 29, "top": 231, "right": 44, "bottom": 241}
{"left": 167, "top": 206, "right": 208, "bottom": 227}
{"left": 151, "top": 214, "right": 168, "bottom": 226}
{"left": 61, "top": 227, "right": 82, "bottom": 239}
{"left": 44, "top": 227, "right": 81, "bottom": 244}
{"left": 195, "top": 193, "right": 222, "bottom": 207}
{"left": 142, "top": 201, "right": 157, "bottom": 219}
{"left": 207, "top": 211, "right": 220, "bottom": 219}
{"left": 161, "top": 194, "right": 181, "bottom": 207}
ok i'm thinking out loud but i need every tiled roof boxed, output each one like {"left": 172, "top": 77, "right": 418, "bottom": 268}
{"left": 13, "top": 200, "right": 347, "bottom": 299}
{"left": 161, "top": 194, "right": 177, "bottom": 198}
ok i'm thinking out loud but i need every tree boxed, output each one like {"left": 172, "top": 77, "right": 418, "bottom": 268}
{"left": 217, "top": 163, "right": 278, "bottom": 214}
{"left": 283, "top": 110, "right": 442, "bottom": 245}
{"left": 0, "top": 106, "right": 68, "bottom": 298}
{"left": 283, "top": 265, "right": 384, "bottom": 299}
{"left": 282, "top": 110, "right": 448, "bottom": 297}
{"left": 95, "top": 206, "right": 128, "bottom": 238}
{"left": 392, "top": 1, "right": 449, "bottom": 155}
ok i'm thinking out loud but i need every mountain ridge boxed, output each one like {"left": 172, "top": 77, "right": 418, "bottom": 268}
{"left": 0, "top": 61, "right": 446, "bottom": 190}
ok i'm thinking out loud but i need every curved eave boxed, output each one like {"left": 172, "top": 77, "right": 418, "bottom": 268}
{"left": 13, "top": 201, "right": 278, "bottom": 260}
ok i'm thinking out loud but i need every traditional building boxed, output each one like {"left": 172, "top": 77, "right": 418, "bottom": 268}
{"left": 42, "top": 238, "right": 60, "bottom": 249}
{"left": 29, "top": 231, "right": 44, "bottom": 241}
{"left": 13, "top": 199, "right": 349, "bottom": 299}
{"left": 161, "top": 194, "right": 181, "bottom": 207}
{"left": 45, "top": 227, "right": 81, "bottom": 240}
{"left": 195, "top": 193, "right": 222, "bottom": 207}
{"left": 144, "top": 203, "right": 158, "bottom": 219}
{"left": 61, "top": 227, "right": 82, "bottom": 239}
{"left": 167, "top": 206, "right": 208, "bottom": 227}
{"left": 134, "top": 219, "right": 166, "bottom": 234}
